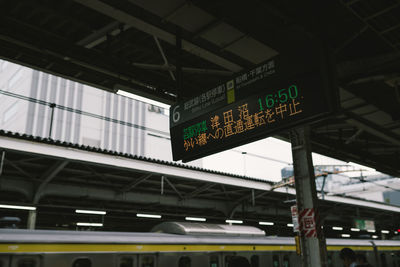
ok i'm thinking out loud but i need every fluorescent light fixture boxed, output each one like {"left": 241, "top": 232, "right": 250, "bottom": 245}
{"left": 332, "top": 226, "right": 343, "bottom": 231}
{"left": 341, "top": 234, "right": 350, "bottom": 238}
{"left": 351, "top": 228, "right": 360, "bottom": 232}
{"left": 76, "top": 222, "right": 103, "bottom": 227}
{"left": 367, "top": 229, "right": 376, "bottom": 233}
{"left": 259, "top": 221, "right": 274, "bottom": 226}
{"left": 381, "top": 230, "right": 389, "bottom": 234}
{"left": 75, "top": 209, "right": 106, "bottom": 215}
{"left": 0, "top": 204, "right": 36, "bottom": 211}
{"left": 136, "top": 213, "right": 162, "bottom": 219}
{"left": 117, "top": 90, "right": 170, "bottom": 109}
{"left": 372, "top": 235, "right": 378, "bottom": 239}
{"left": 287, "top": 223, "right": 294, "bottom": 227}
{"left": 185, "top": 217, "right": 206, "bottom": 222}
{"left": 225, "top": 219, "right": 243, "bottom": 224}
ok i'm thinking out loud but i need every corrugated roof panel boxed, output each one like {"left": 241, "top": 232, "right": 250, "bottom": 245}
{"left": 169, "top": 5, "right": 215, "bottom": 33}
{"left": 363, "top": 111, "right": 393, "bottom": 126}
{"left": 225, "top": 36, "right": 278, "bottom": 64}
{"left": 200, "top": 22, "right": 244, "bottom": 47}
{"left": 129, "top": 0, "right": 184, "bottom": 18}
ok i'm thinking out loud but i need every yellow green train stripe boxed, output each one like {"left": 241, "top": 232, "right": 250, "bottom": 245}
{"left": 0, "top": 244, "right": 399, "bottom": 253}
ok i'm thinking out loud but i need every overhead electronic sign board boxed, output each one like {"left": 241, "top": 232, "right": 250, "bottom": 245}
{"left": 170, "top": 45, "right": 337, "bottom": 162}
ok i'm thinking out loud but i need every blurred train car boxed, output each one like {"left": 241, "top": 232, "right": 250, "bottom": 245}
{"left": 0, "top": 222, "right": 399, "bottom": 267}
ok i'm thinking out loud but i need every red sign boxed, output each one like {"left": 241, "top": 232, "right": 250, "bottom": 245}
{"left": 299, "top": 208, "right": 317, "bottom": 238}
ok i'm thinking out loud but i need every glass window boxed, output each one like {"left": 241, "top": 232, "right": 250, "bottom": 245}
{"left": 327, "top": 255, "right": 333, "bottom": 267}
{"left": 210, "top": 255, "right": 219, "bottom": 267}
{"left": 72, "top": 258, "right": 91, "bottom": 267}
{"left": 283, "top": 255, "right": 290, "bottom": 267}
{"left": 3, "top": 102, "right": 19, "bottom": 123}
{"left": 17, "top": 258, "right": 36, "bottom": 267}
{"left": 120, "top": 257, "right": 134, "bottom": 267}
{"left": 225, "top": 256, "right": 233, "bottom": 267}
{"left": 8, "top": 68, "right": 22, "bottom": 89}
{"left": 251, "top": 255, "right": 259, "bottom": 267}
{"left": 179, "top": 256, "right": 191, "bottom": 267}
{"left": 141, "top": 256, "right": 154, "bottom": 267}
{"left": 272, "top": 255, "right": 280, "bottom": 267}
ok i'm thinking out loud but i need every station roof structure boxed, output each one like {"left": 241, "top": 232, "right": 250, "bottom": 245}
{"left": 0, "top": 131, "right": 399, "bottom": 237}
{"left": 0, "top": 0, "right": 399, "bottom": 176}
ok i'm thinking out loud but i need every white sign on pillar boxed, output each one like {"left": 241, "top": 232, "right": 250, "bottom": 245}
{"left": 291, "top": 205, "right": 300, "bottom": 233}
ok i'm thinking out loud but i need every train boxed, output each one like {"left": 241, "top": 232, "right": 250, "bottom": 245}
{"left": 0, "top": 222, "right": 399, "bottom": 267}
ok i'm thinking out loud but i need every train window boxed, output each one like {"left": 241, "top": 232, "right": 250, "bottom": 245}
{"left": 283, "top": 255, "right": 290, "bottom": 267}
{"left": 225, "top": 256, "right": 233, "bottom": 267}
{"left": 179, "top": 256, "right": 191, "bottom": 267}
{"left": 380, "top": 253, "right": 387, "bottom": 267}
{"left": 72, "top": 258, "right": 91, "bottom": 267}
{"left": 120, "top": 257, "right": 134, "bottom": 267}
{"left": 251, "top": 255, "right": 259, "bottom": 267}
{"left": 17, "top": 258, "right": 37, "bottom": 267}
{"left": 210, "top": 255, "right": 219, "bottom": 267}
{"left": 272, "top": 255, "right": 280, "bottom": 267}
{"left": 141, "top": 256, "right": 154, "bottom": 267}
{"left": 327, "top": 255, "right": 333, "bottom": 267}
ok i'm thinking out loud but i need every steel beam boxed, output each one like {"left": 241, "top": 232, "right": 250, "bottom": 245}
{"left": 130, "top": 62, "right": 232, "bottom": 76}
{"left": 164, "top": 177, "right": 183, "bottom": 199}
{"left": 120, "top": 173, "right": 153, "bottom": 192}
{"left": 345, "top": 111, "right": 400, "bottom": 146}
{"left": 74, "top": 0, "right": 242, "bottom": 72}
{"left": 33, "top": 160, "right": 69, "bottom": 204}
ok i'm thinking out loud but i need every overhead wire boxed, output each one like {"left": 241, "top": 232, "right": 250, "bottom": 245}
{"left": 0, "top": 89, "right": 170, "bottom": 137}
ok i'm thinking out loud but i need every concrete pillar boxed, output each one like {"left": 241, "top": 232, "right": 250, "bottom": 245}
{"left": 290, "top": 126, "right": 327, "bottom": 267}
{"left": 27, "top": 210, "right": 37, "bottom": 230}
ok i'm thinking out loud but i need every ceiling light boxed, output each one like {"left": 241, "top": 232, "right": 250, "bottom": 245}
{"left": 350, "top": 228, "right": 360, "bottom": 232}
{"left": 76, "top": 222, "right": 103, "bottom": 227}
{"left": 381, "top": 230, "right": 389, "bottom": 234}
{"left": 372, "top": 235, "right": 378, "bottom": 239}
{"left": 367, "top": 229, "right": 376, "bottom": 233}
{"left": 75, "top": 209, "right": 106, "bottom": 215}
{"left": 0, "top": 204, "right": 36, "bottom": 211}
{"left": 185, "top": 217, "right": 206, "bottom": 222}
{"left": 341, "top": 234, "right": 350, "bottom": 238}
{"left": 259, "top": 221, "right": 274, "bottom": 226}
{"left": 287, "top": 223, "right": 294, "bottom": 227}
{"left": 137, "top": 213, "right": 162, "bottom": 219}
{"left": 225, "top": 219, "right": 243, "bottom": 224}
{"left": 332, "top": 226, "right": 343, "bottom": 231}
{"left": 117, "top": 90, "right": 170, "bottom": 109}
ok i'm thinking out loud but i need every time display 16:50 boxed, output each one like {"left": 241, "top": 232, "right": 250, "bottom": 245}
{"left": 258, "top": 85, "right": 298, "bottom": 111}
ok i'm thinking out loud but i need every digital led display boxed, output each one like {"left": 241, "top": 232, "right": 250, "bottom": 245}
{"left": 170, "top": 46, "right": 337, "bottom": 162}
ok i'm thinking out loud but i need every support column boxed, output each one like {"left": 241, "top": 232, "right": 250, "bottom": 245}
{"left": 27, "top": 210, "right": 37, "bottom": 230}
{"left": 290, "top": 126, "right": 327, "bottom": 267}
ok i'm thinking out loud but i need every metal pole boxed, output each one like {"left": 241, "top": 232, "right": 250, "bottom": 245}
{"left": 48, "top": 103, "right": 56, "bottom": 139}
{"left": 321, "top": 175, "right": 327, "bottom": 200}
{"left": 176, "top": 28, "right": 183, "bottom": 101}
{"left": 290, "top": 126, "right": 327, "bottom": 267}
{"left": 0, "top": 150, "right": 5, "bottom": 177}
{"left": 27, "top": 210, "right": 37, "bottom": 230}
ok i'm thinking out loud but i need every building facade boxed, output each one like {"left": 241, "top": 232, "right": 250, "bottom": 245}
{"left": 0, "top": 59, "right": 177, "bottom": 162}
